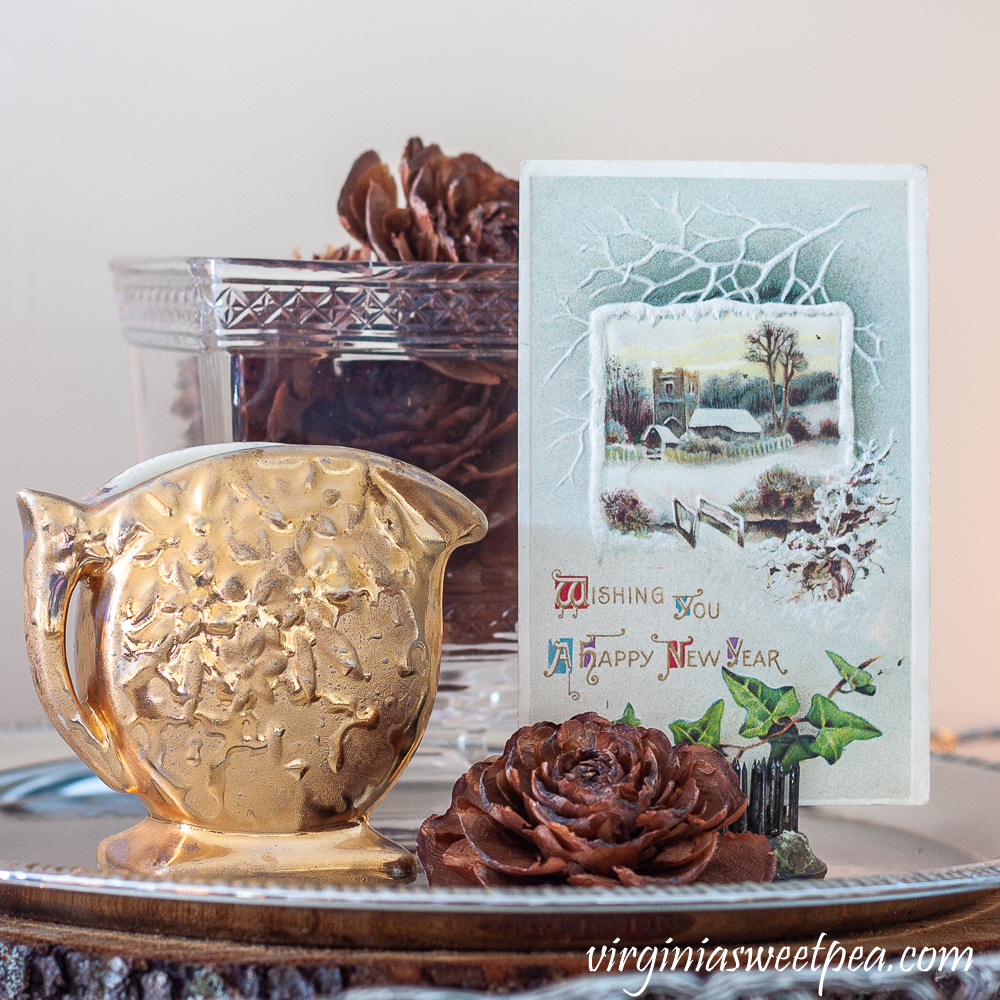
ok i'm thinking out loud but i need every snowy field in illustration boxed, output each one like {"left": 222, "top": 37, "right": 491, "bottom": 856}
{"left": 603, "top": 440, "right": 841, "bottom": 528}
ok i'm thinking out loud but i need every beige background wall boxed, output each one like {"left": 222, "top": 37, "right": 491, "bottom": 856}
{"left": 0, "top": 1, "right": 996, "bottom": 736}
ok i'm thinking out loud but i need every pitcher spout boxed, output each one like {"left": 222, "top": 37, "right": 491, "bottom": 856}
{"left": 368, "top": 463, "right": 488, "bottom": 556}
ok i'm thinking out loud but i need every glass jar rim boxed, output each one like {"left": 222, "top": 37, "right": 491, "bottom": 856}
{"left": 112, "top": 256, "right": 518, "bottom": 356}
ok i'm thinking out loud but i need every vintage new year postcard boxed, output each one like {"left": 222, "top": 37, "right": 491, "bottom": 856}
{"left": 518, "top": 162, "right": 928, "bottom": 803}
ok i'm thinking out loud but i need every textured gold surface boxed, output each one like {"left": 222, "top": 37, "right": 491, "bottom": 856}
{"left": 18, "top": 446, "right": 486, "bottom": 882}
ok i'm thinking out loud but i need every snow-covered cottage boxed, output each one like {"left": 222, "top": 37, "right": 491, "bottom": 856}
{"left": 688, "top": 408, "right": 763, "bottom": 441}
{"left": 642, "top": 424, "right": 680, "bottom": 458}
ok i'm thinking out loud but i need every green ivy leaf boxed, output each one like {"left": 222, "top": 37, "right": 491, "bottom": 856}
{"left": 805, "top": 694, "right": 882, "bottom": 763}
{"left": 768, "top": 724, "right": 821, "bottom": 767}
{"left": 669, "top": 699, "right": 724, "bottom": 749}
{"left": 722, "top": 667, "right": 799, "bottom": 740}
{"left": 826, "top": 650, "right": 877, "bottom": 696}
{"left": 614, "top": 702, "right": 641, "bottom": 726}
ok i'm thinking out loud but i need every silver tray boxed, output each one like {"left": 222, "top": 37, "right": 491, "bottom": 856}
{"left": 0, "top": 753, "right": 997, "bottom": 950}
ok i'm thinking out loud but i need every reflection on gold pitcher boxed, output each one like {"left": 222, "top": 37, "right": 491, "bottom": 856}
{"left": 19, "top": 444, "right": 486, "bottom": 883}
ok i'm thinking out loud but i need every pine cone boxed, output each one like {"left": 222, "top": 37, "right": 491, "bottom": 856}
{"left": 311, "top": 244, "right": 370, "bottom": 262}
{"left": 338, "top": 138, "right": 517, "bottom": 264}
{"left": 417, "top": 713, "right": 777, "bottom": 888}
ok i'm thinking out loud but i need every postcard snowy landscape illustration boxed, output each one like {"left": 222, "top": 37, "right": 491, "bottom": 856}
{"left": 518, "top": 162, "right": 928, "bottom": 803}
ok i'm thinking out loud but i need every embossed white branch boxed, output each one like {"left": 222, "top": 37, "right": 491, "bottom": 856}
{"left": 543, "top": 190, "right": 877, "bottom": 492}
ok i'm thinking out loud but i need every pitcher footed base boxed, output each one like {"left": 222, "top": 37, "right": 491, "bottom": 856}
{"left": 97, "top": 817, "right": 417, "bottom": 885}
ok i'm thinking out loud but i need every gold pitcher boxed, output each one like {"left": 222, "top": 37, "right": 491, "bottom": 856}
{"left": 18, "top": 444, "right": 486, "bottom": 883}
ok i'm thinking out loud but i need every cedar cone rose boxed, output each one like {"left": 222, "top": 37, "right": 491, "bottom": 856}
{"left": 337, "top": 137, "right": 518, "bottom": 265}
{"left": 417, "top": 713, "right": 776, "bottom": 888}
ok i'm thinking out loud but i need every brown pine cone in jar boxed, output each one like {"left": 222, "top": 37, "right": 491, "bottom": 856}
{"left": 417, "top": 713, "right": 777, "bottom": 888}
{"left": 309, "top": 243, "right": 370, "bottom": 262}
{"left": 337, "top": 138, "right": 518, "bottom": 264}
{"left": 267, "top": 140, "right": 520, "bottom": 644}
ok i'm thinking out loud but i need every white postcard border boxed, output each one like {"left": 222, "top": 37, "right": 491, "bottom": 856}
{"left": 518, "top": 161, "right": 929, "bottom": 804}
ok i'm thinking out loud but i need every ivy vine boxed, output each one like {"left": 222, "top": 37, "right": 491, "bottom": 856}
{"left": 667, "top": 650, "right": 886, "bottom": 767}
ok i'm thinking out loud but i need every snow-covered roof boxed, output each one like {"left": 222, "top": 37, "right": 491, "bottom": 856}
{"left": 688, "top": 408, "right": 763, "bottom": 434}
{"left": 643, "top": 424, "right": 680, "bottom": 445}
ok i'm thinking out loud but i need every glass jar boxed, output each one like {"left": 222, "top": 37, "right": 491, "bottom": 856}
{"left": 113, "top": 257, "right": 518, "bottom": 776}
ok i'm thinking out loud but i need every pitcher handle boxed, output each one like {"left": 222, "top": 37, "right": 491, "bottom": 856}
{"left": 17, "top": 490, "right": 129, "bottom": 793}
